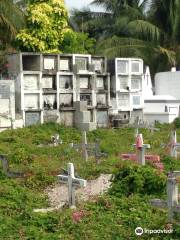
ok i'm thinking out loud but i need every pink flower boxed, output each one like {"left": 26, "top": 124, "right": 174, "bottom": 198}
{"left": 72, "top": 210, "right": 85, "bottom": 223}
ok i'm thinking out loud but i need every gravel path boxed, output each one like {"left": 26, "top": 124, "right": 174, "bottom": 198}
{"left": 45, "top": 174, "right": 112, "bottom": 208}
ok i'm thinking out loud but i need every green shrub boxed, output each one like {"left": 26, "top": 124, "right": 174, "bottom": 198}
{"left": 109, "top": 162, "right": 166, "bottom": 197}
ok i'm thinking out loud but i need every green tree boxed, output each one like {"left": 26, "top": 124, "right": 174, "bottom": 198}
{"left": 16, "top": 0, "right": 69, "bottom": 52}
{"left": 0, "top": 0, "right": 25, "bottom": 50}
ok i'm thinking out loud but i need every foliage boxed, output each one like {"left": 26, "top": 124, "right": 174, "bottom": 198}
{"left": 16, "top": 0, "right": 69, "bottom": 52}
{"left": 71, "top": 0, "right": 180, "bottom": 74}
{"left": 0, "top": 123, "right": 180, "bottom": 239}
{"left": 0, "top": 0, "right": 25, "bottom": 50}
{"left": 173, "top": 117, "right": 180, "bottom": 129}
{"left": 109, "top": 161, "right": 166, "bottom": 197}
{"left": 61, "top": 30, "right": 96, "bottom": 54}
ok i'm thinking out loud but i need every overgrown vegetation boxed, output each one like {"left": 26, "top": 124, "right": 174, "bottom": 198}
{"left": 0, "top": 123, "right": 180, "bottom": 239}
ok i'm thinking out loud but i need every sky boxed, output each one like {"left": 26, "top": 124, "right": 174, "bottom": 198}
{"left": 65, "top": 0, "right": 102, "bottom": 11}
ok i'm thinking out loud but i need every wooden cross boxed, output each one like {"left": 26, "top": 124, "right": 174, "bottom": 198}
{"left": 57, "top": 163, "right": 87, "bottom": 208}
{"left": 133, "top": 134, "right": 151, "bottom": 165}
{"left": 150, "top": 171, "right": 180, "bottom": 221}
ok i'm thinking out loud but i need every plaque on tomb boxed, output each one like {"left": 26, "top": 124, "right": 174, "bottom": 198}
{"left": 59, "top": 75, "right": 72, "bottom": 89}
{"left": 133, "top": 95, "right": 141, "bottom": 106}
{"left": 80, "top": 77, "right": 89, "bottom": 89}
{"left": 119, "top": 76, "right": 129, "bottom": 90}
{"left": 92, "top": 59, "right": 103, "bottom": 73}
{"left": 131, "top": 76, "right": 141, "bottom": 90}
{"left": 43, "top": 94, "right": 57, "bottom": 110}
{"left": 75, "top": 57, "right": 88, "bottom": 71}
{"left": 0, "top": 84, "right": 10, "bottom": 99}
{"left": 24, "top": 75, "right": 39, "bottom": 90}
{"left": 42, "top": 76, "right": 53, "bottom": 89}
{"left": 131, "top": 61, "right": 140, "bottom": 73}
{"left": 97, "top": 94, "right": 106, "bottom": 106}
{"left": 24, "top": 94, "right": 39, "bottom": 109}
{"left": 59, "top": 94, "right": 73, "bottom": 107}
{"left": 43, "top": 57, "right": 55, "bottom": 70}
{"left": 118, "top": 93, "right": 129, "bottom": 107}
{"left": 97, "top": 111, "right": 108, "bottom": 125}
{"left": 25, "top": 112, "right": 41, "bottom": 126}
{"left": 117, "top": 60, "right": 128, "bottom": 74}
{"left": 60, "top": 59, "right": 70, "bottom": 71}
{"left": 80, "top": 94, "right": 91, "bottom": 105}
{"left": 0, "top": 99, "right": 10, "bottom": 113}
{"left": 96, "top": 77, "right": 104, "bottom": 89}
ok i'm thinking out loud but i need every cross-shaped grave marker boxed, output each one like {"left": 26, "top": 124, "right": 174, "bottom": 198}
{"left": 133, "top": 134, "right": 151, "bottom": 165}
{"left": 150, "top": 171, "right": 180, "bottom": 221}
{"left": 121, "top": 134, "right": 163, "bottom": 170}
{"left": 57, "top": 163, "right": 87, "bottom": 208}
{"left": 70, "top": 131, "right": 107, "bottom": 163}
{"left": 169, "top": 131, "right": 180, "bottom": 158}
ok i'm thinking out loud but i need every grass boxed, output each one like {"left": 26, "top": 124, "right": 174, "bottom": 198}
{"left": 0, "top": 122, "right": 180, "bottom": 239}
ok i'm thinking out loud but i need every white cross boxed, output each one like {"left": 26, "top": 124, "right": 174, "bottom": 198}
{"left": 57, "top": 163, "right": 87, "bottom": 208}
{"left": 133, "top": 134, "right": 150, "bottom": 165}
{"left": 170, "top": 131, "right": 180, "bottom": 158}
{"left": 150, "top": 171, "right": 180, "bottom": 221}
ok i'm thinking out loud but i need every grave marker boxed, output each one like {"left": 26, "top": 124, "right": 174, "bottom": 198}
{"left": 57, "top": 163, "right": 87, "bottom": 208}
{"left": 169, "top": 131, "right": 180, "bottom": 158}
{"left": 71, "top": 131, "right": 107, "bottom": 162}
{"left": 133, "top": 134, "right": 151, "bottom": 165}
{"left": 150, "top": 171, "right": 180, "bottom": 221}
{"left": 51, "top": 134, "right": 62, "bottom": 146}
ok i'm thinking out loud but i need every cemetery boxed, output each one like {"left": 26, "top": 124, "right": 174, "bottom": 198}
{"left": 1, "top": 0, "right": 180, "bottom": 239}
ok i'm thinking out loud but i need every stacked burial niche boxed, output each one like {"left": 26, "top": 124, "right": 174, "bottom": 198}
{"left": 108, "top": 58, "right": 144, "bottom": 128}
{"left": 7, "top": 53, "right": 111, "bottom": 130}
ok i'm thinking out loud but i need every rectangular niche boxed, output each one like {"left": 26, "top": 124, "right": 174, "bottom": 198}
{"left": 117, "top": 60, "right": 129, "bottom": 74}
{"left": 0, "top": 84, "right": 10, "bottom": 99}
{"left": 96, "top": 111, "right": 108, "bottom": 126}
{"left": 22, "top": 55, "right": 40, "bottom": 71}
{"left": 59, "top": 93, "right": 73, "bottom": 108}
{"left": 24, "top": 94, "right": 39, "bottom": 109}
{"left": 42, "top": 75, "right": 56, "bottom": 89}
{"left": 75, "top": 57, "right": 88, "bottom": 71}
{"left": 25, "top": 111, "right": 41, "bottom": 126}
{"left": 132, "top": 95, "right": 141, "bottom": 106}
{"left": 24, "top": 74, "right": 39, "bottom": 90}
{"left": 79, "top": 76, "right": 90, "bottom": 89}
{"left": 97, "top": 94, "right": 107, "bottom": 106}
{"left": 92, "top": 58, "right": 104, "bottom": 73}
{"left": 43, "top": 56, "right": 57, "bottom": 71}
{"left": 59, "top": 75, "right": 73, "bottom": 89}
{"left": 96, "top": 76, "right": 105, "bottom": 89}
{"left": 117, "top": 93, "right": 129, "bottom": 107}
{"left": 118, "top": 76, "right": 129, "bottom": 90}
{"left": 131, "top": 76, "right": 141, "bottom": 90}
{"left": 43, "top": 94, "right": 57, "bottom": 110}
{"left": 59, "top": 57, "right": 71, "bottom": 71}
{"left": 80, "top": 94, "right": 92, "bottom": 105}
{"left": 131, "top": 61, "right": 141, "bottom": 74}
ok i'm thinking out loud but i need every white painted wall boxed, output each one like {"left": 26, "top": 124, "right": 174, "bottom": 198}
{"left": 155, "top": 71, "right": 180, "bottom": 99}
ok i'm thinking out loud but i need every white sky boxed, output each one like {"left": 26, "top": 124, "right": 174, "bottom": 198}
{"left": 65, "top": 0, "right": 102, "bottom": 11}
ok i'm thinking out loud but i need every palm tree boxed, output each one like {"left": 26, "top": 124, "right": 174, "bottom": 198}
{"left": 0, "top": 0, "right": 25, "bottom": 50}
{"left": 70, "top": 0, "right": 177, "bottom": 74}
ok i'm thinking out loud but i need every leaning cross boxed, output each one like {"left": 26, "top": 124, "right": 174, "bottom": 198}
{"left": 150, "top": 171, "right": 180, "bottom": 221}
{"left": 70, "top": 131, "right": 92, "bottom": 161}
{"left": 133, "top": 134, "right": 151, "bottom": 165}
{"left": 57, "top": 163, "right": 87, "bottom": 208}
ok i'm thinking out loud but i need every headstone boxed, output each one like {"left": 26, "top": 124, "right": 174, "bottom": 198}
{"left": 57, "top": 163, "right": 87, "bottom": 208}
{"left": 170, "top": 131, "right": 180, "bottom": 158}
